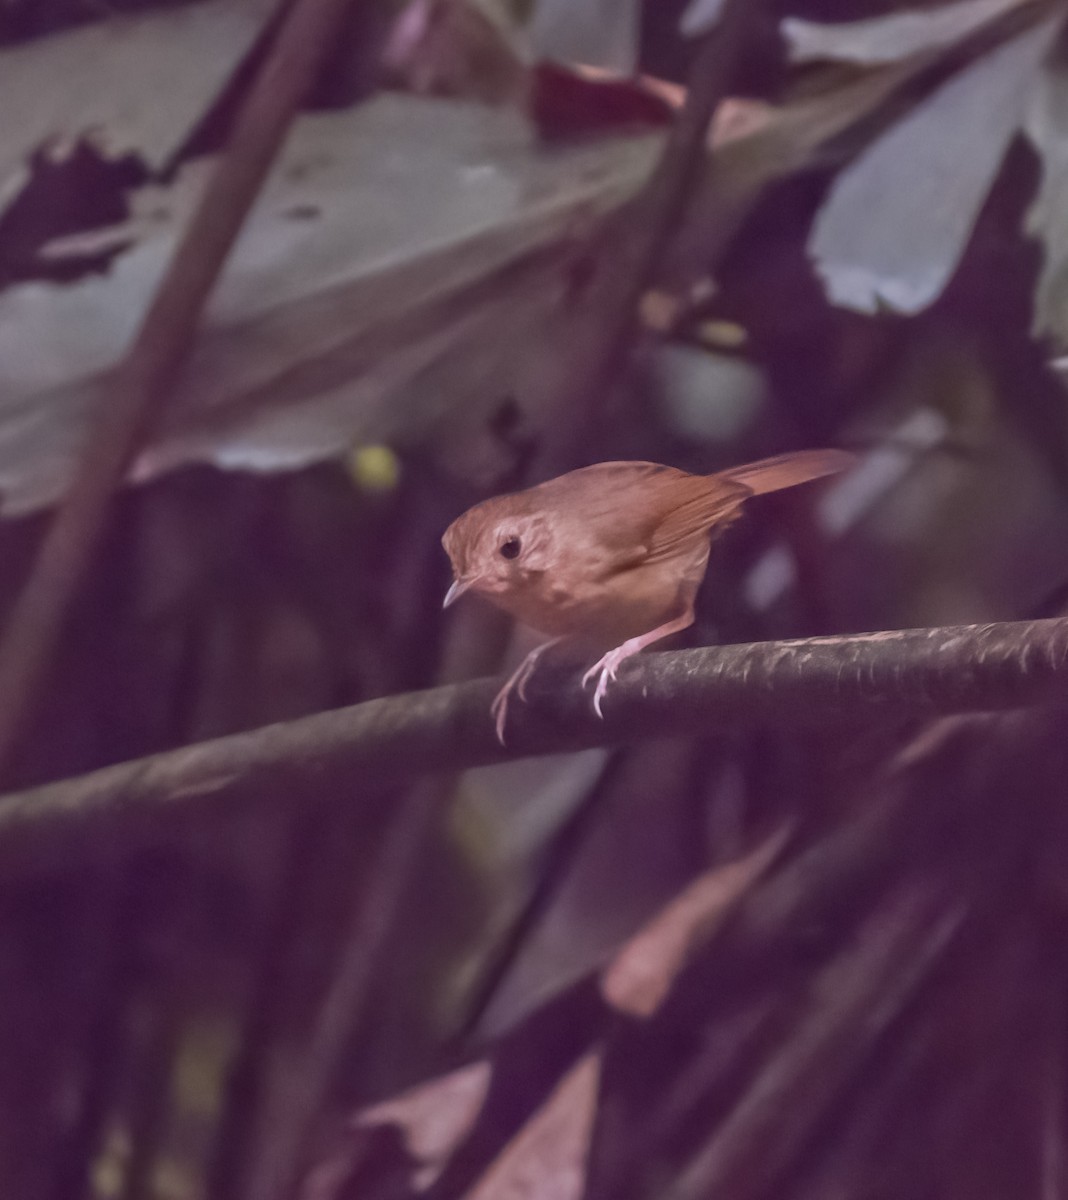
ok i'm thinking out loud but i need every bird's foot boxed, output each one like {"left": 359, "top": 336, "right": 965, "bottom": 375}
{"left": 490, "top": 680, "right": 517, "bottom": 745}
{"left": 491, "top": 638, "right": 563, "bottom": 744}
{"left": 582, "top": 642, "right": 638, "bottom": 719}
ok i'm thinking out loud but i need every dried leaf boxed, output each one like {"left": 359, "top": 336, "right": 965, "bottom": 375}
{"left": 462, "top": 1051, "right": 601, "bottom": 1200}
{"left": 531, "top": 62, "right": 680, "bottom": 139}
{"left": 355, "top": 1060, "right": 493, "bottom": 1190}
{"left": 601, "top": 825, "right": 791, "bottom": 1019}
{"left": 0, "top": 94, "right": 659, "bottom": 513}
{"left": 809, "top": 15, "right": 1061, "bottom": 315}
{"left": 783, "top": 0, "right": 1033, "bottom": 65}
{"left": 1025, "top": 57, "right": 1068, "bottom": 344}
{"left": 0, "top": 0, "right": 274, "bottom": 205}
{"left": 383, "top": 0, "right": 529, "bottom": 106}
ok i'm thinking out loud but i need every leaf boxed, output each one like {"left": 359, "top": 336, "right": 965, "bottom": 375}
{"left": 674, "top": 886, "right": 969, "bottom": 1200}
{"left": 809, "top": 15, "right": 1062, "bottom": 316}
{"left": 600, "top": 825, "right": 791, "bottom": 1019}
{"left": 783, "top": 0, "right": 1034, "bottom": 65}
{"left": 469, "top": 742, "right": 710, "bottom": 1040}
{"left": 451, "top": 734, "right": 609, "bottom": 1038}
{"left": 663, "top": 60, "right": 926, "bottom": 288}
{"left": 0, "top": 94, "right": 660, "bottom": 514}
{"left": 354, "top": 1060, "right": 493, "bottom": 1190}
{"left": 1024, "top": 56, "right": 1068, "bottom": 344}
{"left": 527, "top": 0, "right": 640, "bottom": 74}
{"left": 0, "top": 0, "right": 274, "bottom": 207}
{"left": 462, "top": 1050, "right": 601, "bottom": 1200}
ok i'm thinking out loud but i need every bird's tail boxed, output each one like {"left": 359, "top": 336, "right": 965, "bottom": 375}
{"left": 718, "top": 448, "right": 854, "bottom": 496}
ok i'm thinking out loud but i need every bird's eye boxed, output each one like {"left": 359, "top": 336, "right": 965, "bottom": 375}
{"left": 499, "top": 536, "right": 521, "bottom": 560}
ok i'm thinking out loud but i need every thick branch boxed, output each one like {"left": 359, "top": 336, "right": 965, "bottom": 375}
{"left": 0, "top": 617, "right": 1065, "bottom": 876}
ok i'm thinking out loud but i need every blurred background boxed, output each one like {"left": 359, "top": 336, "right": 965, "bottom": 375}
{"left": 1, "top": 0, "right": 1068, "bottom": 1196}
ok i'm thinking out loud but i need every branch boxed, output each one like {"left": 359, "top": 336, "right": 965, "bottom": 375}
{"left": 534, "top": 0, "right": 765, "bottom": 472}
{"left": 0, "top": 617, "right": 1065, "bottom": 876}
{"left": 0, "top": 0, "right": 361, "bottom": 778}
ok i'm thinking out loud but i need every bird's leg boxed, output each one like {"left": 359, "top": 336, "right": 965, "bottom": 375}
{"left": 582, "top": 610, "right": 695, "bottom": 719}
{"left": 491, "top": 637, "right": 565, "bottom": 744}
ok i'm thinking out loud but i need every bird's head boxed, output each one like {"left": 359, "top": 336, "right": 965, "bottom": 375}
{"left": 441, "top": 498, "right": 555, "bottom": 612}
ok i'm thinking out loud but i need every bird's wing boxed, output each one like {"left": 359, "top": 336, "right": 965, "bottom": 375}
{"left": 534, "top": 462, "right": 750, "bottom": 569}
{"left": 645, "top": 449, "right": 853, "bottom": 558}
{"left": 643, "top": 475, "right": 750, "bottom": 561}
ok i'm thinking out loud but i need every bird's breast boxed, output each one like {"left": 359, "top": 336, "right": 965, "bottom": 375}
{"left": 501, "top": 551, "right": 702, "bottom": 643}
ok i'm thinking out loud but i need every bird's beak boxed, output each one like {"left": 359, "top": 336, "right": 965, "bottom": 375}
{"left": 443, "top": 577, "right": 473, "bottom": 609}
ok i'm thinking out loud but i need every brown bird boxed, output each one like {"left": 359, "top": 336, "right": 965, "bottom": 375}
{"left": 442, "top": 449, "right": 854, "bottom": 741}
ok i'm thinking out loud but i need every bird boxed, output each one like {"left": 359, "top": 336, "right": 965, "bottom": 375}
{"left": 442, "top": 448, "right": 854, "bottom": 742}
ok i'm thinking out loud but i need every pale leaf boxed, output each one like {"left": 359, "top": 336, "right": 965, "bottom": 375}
{"left": 809, "top": 16, "right": 1062, "bottom": 315}
{"left": 0, "top": 94, "right": 658, "bottom": 514}
{"left": 784, "top": 0, "right": 1033, "bottom": 65}
{"left": 1025, "top": 57, "right": 1068, "bottom": 345}
{"left": 601, "top": 825, "right": 791, "bottom": 1019}
{"left": 462, "top": 1050, "right": 601, "bottom": 1200}
{"left": 0, "top": 0, "right": 274, "bottom": 207}
{"left": 355, "top": 1060, "right": 493, "bottom": 1190}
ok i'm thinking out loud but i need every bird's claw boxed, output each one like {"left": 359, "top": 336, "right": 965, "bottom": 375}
{"left": 582, "top": 651, "right": 624, "bottom": 719}
{"left": 491, "top": 638, "right": 562, "bottom": 744}
{"left": 490, "top": 686, "right": 511, "bottom": 744}
{"left": 491, "top": 661, "right": 535, "bottom": 744}
{"left": 516, "top": 663, "right": 535, "bottom": 704}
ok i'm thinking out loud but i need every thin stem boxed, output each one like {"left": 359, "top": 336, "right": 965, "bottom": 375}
{"left": 0, "top": 0, "right": 361, "bottom": 779}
